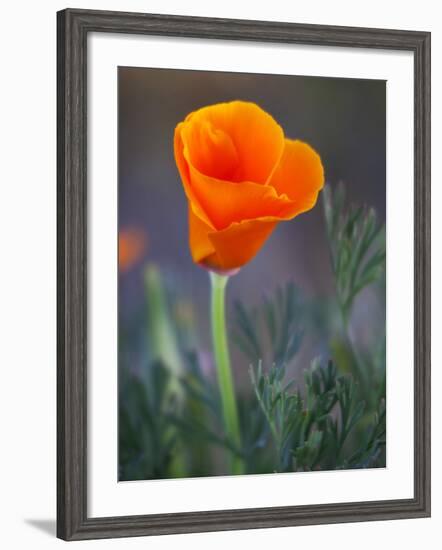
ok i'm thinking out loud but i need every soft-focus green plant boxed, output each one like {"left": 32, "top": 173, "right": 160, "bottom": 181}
{"left": 167, "top": 352, "right": 241, "bottom": 472}
{"left": 249, "top": 358, "right": 384, "bottom": 472}
{"left": 144, "top": 264, "right": 183, "bottom": 397}
{"left": 322, "top": 183, "right": 386, "bottom": 413}
{"left": 119, "top": 183, "right": 386, "bottom": 480}
{"left": 322, "top": 183, "right": 385, "bottom": 327}
{"left": 118, "top": 360, "right": 178, "bottom": 480}
{"left": 233, "top": 282, "right": 303, "bottom": 367}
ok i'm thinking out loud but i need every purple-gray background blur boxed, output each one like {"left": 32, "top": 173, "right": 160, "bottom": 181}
{"left": 118, "top": 66, "right": 385, "bottom": 385}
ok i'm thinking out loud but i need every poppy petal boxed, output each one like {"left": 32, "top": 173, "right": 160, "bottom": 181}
{"left": 175, "top": 103, "right": 325, "bottom": 272}
{"left": 268, "top": 139, "right": 325, "bottom": 215}
{"left": 180, "top": 118, "right": 240, "bottom": 182}
{"left": 182, "top": 101, "right": 285, "bottom": 184}
{"left": 185, "top": 159, "right": 296, "bottom": 230}
{"left": 174, "top": 122, "right": 215, "bottom": 228}
{"left": 188, "top": 205, "right": 216, "bottom": 265}
{"left": 207, "top": 218, "right": 278, "bottom": 271}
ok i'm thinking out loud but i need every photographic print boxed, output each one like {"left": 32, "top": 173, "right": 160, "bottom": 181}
{"left": 57, "top": 10, "right": 431, "bottom": 539}
{"left": 118, "top": 67, "right": 386, "bottom": 482}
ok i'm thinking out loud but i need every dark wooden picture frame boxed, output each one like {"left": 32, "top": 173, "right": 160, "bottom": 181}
{"left": 57, "top": 8, "right": 431, "bottom": 541}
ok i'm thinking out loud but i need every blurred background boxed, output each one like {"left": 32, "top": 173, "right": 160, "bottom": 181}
{"left": 118, "top": 67, "right": 385, "bottom": 377}
{"left": 118, "top": 67, "right": 386, "bottom": 480}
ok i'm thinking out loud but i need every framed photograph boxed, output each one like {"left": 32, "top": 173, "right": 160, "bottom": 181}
{"left": 57, "top": 8, "right": 431, "bottom": 541}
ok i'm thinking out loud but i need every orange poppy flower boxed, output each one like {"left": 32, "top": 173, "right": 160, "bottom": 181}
{"left": 174, "top": 101, "right": 324, "bottom": 272}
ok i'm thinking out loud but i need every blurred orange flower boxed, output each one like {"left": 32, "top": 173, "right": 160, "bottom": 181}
{"left": 174, "top": 101, "right": 324, "bottom": 272}
{"left": 118, "top": 228, "right": 147, "bottom": 272}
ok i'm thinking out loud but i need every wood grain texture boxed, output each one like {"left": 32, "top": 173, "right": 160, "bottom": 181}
{"left": 56, "top": 8, "right": 431, "bottom": 541}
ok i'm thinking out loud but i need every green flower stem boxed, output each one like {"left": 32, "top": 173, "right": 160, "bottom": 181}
{"left": 210, "top": 272, "right": 244, "bottom": 475}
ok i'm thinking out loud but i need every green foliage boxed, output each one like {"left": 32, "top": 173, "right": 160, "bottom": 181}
{"left": 167, "top": 352, "right": 238, "bottom": 457}
{"left": 233, "top": 282, "right": 303, "bottom": 367}
{"left": 169, "top": 352, "right": 268, "bottom": 476}
{"left": 344, "top": 400, "right": 386, "bottom": 469}
{"left": 249, "top": 359, "right": 384, "bottom": 472}
{"left": 249, "top": 360, "right": 302, "bottom": 472}
{"left": 323, "top": 183, "right": 386, "bottom": 415}
{"left": 236, "top": 392, "right": 270, "bottom": 474}
{"left": 322, "top": 183, "right": 385, "bottom": 325}
{"left": 119, "top": 183, "right": 387, "bottom": 480}
{"left": 118, "top": 361, "right": 178, "bottom": 480}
